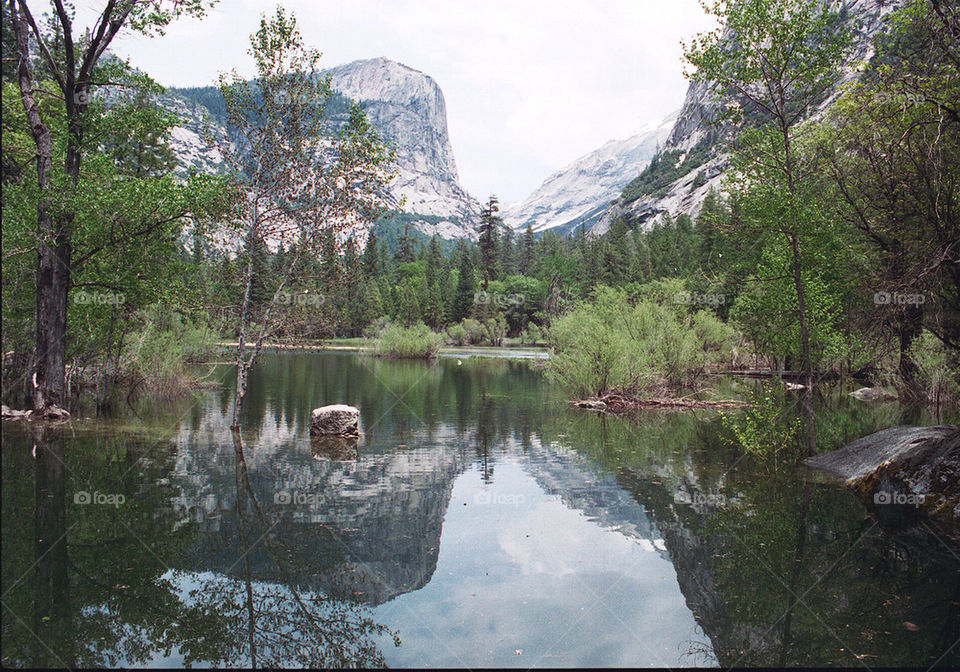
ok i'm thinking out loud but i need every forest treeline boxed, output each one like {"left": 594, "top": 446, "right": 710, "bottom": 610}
{"left": 1, "top": 0, "right": 957, "bottom": 412}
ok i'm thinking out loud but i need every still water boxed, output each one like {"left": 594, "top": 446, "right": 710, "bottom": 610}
{"left": 2, "top": 352, "right": 958, "bottom": 668}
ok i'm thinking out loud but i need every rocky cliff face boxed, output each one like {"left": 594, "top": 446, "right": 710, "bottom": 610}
{"left": 326, "top": 57, "right": 480, "bottom": 238}
{"left": 502, "top": 113, "right": 675, "bottom": 235}
{"left": 593, "top": 0, "right": 905, "bottom": 235}
{"left": 166, "top": 57, "right": 480, "bottom": 241}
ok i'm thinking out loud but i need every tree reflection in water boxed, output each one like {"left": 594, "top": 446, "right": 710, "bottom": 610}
{"left": 1, "top": 425, "right": 395, "bottom": 669}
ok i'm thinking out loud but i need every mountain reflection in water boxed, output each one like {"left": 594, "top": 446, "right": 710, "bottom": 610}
{"left": 2, "top": 352, "right": 957, "bottom": 668}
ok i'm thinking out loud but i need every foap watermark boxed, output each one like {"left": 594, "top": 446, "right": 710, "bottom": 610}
{"left": 274, "top": 490, "right": 322, "bottom": 505}
{"left": 474, "top": 490, "right": 526, "bottom": 507}
{"left": 278, "top": 291, "right": 326, "bottom": 307}
{"left": 674, "top": 291, "right": 725, "bottom": 307}
{"left": 874, "top": 490, "right": 926, "bottom": 507}
{"left": 675, "top": 491, "right": 727, "bottom": 510}
{"left": 872, "top": 91, "right": 925, "bottom": 107}
{"left": 873, "top": 291, "right": 925, "bottom": 306}
{"left": 73, "top": 290, "right": 125, "bottom": 306}
{"left": 74, "top": 490, "right": 125, "bottom": 508}
{"left": 474, "top": 291, "right": 525, "bottom": 308}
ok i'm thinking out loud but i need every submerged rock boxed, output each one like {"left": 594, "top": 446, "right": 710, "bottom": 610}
{"left": 310, "top": 404, "right": 360, "bottom": 437}
{"left": 849, "top": 387, "right": 897, "bottom": 402}
{"left": 806, "top": 425, "right": 960, "bottom": 535}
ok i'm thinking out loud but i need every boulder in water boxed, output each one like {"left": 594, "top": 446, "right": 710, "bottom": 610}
{"left": 310, "top": 404, "right": 360, "bottom": 437}
{"left": 806, "top": 425, "right": 959, "bottom": 534}
{"left": 849, "top": 387, "right": 896, "bottom": 402}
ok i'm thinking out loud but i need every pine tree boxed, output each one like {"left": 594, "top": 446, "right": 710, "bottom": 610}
{"left": 320, "top": 226, "right": 341, "bottom": 290}
{"left": 602, "top": 218, "right": 632, "bottom": 285}
{"left": 425, "top": 235, "right": 443, "bottom": 287}
{"left": 363, "top": 229, "right": 381, "bottom": 279}
{"left": 397, "top": 278, "right": 421, "bottom": 326}
{"left": 395, "top": 221, "right": 414, "bottom": 264}
{"left": 478, "top": 195, "right": 501, "bottom": 289}
{"left": 451, "top": 250, "right": 476, "bottom": 322}
{"left": 521, "top": 223, "right": 536, "bottom": 276}
{"left": 500, "top": 227, "right": 515, "bottom": 277}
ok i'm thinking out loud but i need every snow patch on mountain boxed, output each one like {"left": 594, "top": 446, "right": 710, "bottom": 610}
{"left": 502, "top": 112, "right": 676, "bottom": 234}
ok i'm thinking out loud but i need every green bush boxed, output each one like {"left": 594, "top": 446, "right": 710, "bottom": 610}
{"left": 445, "top": 323, "right": 468, "bottom": 346}
{"left": 906, "top": 331, "right": 960, "bottom": 404}
{"left": 547, "top": 283, "right": 736, "bottom": 397}
{"left": 719, "top": 382, "right": 802, "bottom": 471}
{"left": 374, "top": 322, "right": 443, "bottom": 359}
{"left": 445, "top": 318, "right": 492, "bottom": 346}
{"left": 520, "top": 323, "right": 546, "bottom": 345}
{"left": 122, "top": 306, "right": 217, "bottom": 397}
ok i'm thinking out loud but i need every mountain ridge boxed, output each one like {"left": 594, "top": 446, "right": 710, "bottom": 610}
{"left": 165, "top": 56, "right": 481, "bottom": 242}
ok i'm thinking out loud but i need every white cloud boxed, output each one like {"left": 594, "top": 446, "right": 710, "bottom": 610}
{"left": 80, "top": 0, "right": 716, "bottom": 201}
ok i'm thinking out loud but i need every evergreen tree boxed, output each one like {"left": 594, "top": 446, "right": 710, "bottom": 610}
{"left": 522, "top": 223, "right": 536, "bottom": 275}
{"left": 320, "top": 226, "right": 341, "bottom": 290}
{"left": 451, "top": 250, "right": 477, "bottom": 322}
{"left": 395, "top": 222, "right": 415, "bottom": 264}
{"left": 425, "top": 235, "right": 443, "bottom": 287}
{"left": 500, "top": 227, "right": 516, "bottom": 277}
{"left": 397, "top": 277, "right": 421, "bottom": 326}
{"left": 363, "top": 229, "right": 381, "bottom": 279}
{"left": 478, "top": 195, "right": 501, "bottom": 289}
{"left": 602, "top": 218, "right": 632, "bottom": 285}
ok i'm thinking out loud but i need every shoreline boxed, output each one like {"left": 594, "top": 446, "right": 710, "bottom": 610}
{"left": 216, "top": 341, "right": 550, "bottom": 360}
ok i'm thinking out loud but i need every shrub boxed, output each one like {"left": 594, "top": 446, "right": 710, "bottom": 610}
{"left": 483, "top": 315, "right": 507, "bottom": 347}
{"left": 374, "top": 322, "right": 443, "bottom": 359}
{"left": 719, "top": 382, "right": 802, "bottom": 471}
{"left": 906, "top": 331, "right": 960, "bottom": 405}
{"left": 520, "top": 323, "right": 545, "bottom": 345}
{"left": 445, "top": 323, "right": 468, "bottom": 346}
{"left": 363, "top": 316, "right": 391, "bottom": 339}
{"left": 546, "top": 284, "right": 737, "bottom": 397}
{"left": 122, "top": 307, "right": 217, "bottom": 397}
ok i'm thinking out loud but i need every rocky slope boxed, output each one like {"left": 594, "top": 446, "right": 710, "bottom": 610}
{"left": 593, "top": 0, "right": 906, "bottom": 235}
{"left": 326, "top": 57, "right": 481, "bottom": 239}
{"left": 166, "top": 57, "right": 480, "bottom": 241}
{"left": 501, "top": 113, "right": 675, "bottom": 235}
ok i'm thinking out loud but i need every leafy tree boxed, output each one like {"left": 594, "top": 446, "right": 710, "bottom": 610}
{"left": 6, "top": 0, "right": 217, "bottom": 411}
{"left": 684, "top": 0, "right": 853, "bottom": 451}
{"left": 818, "top": 0, "right": 960, "bottom": 393}
{"left": 216, "top": 6, "right": 393, "bottom": 427}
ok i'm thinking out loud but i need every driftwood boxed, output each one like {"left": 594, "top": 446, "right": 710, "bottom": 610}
{"left": 573, "top": 392, "right": 747, "bottom": 413}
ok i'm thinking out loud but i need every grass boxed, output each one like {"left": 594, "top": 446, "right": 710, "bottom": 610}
{"left": 373, "top": 323, "right": 443, "bottom": 359}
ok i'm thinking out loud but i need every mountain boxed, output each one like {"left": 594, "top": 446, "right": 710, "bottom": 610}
{"left": 326, "top": 57, "right": 481, "bottom": 239}
{"left": 593, "top": 0, "right": 906, "bottom": 235}
{"left": 501, "top": 113, "right": 675, "bottom": 236}
{"left": 166, "top": 57, "right": 480, "bottom": 242}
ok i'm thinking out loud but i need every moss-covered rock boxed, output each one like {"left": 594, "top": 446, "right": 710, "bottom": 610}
{"left": 806, "top": 425, "right": 959, "bottom": 538}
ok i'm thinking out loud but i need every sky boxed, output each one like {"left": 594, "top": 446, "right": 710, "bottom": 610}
{"left": 77, "top": 0, "right": 716, "bottom": 203}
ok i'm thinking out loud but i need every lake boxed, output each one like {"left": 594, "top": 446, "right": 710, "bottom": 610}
{"left": 2, "top": 351, "right": 958, "bottom": 668}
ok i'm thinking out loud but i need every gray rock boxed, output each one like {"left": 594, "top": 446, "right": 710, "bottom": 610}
{"left": 849, "top": 387, "right": 897, "bottom": 402}
{"left": 310, "top": 404, "right": 360, "bottom": 437}
{"left": 806, "top": 425, "right": 960, "bottom": 531}
{"left": 2, "top": 404, "right": 71, "bottom": 421}
{"left": 2, "top": 404, "right": 32, "bottom": 419}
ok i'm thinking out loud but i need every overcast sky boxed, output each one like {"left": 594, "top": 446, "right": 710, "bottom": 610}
{"left": 80, "top": 0, "right": 716, "bottom": 203}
